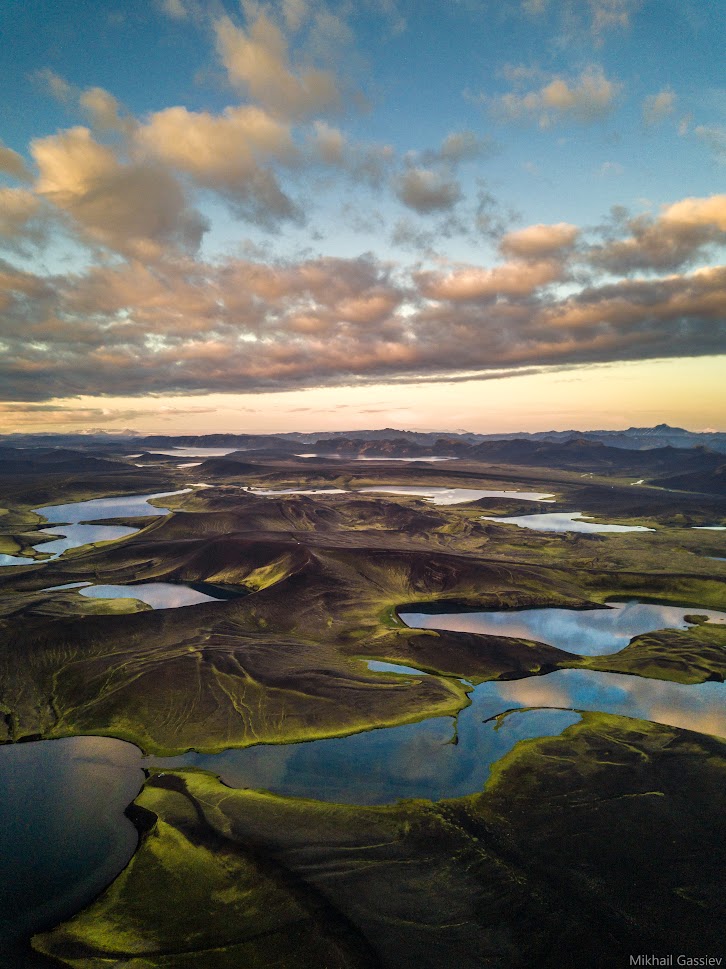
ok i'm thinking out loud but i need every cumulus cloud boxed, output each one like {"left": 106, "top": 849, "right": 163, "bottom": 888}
{"left": 590, "top": 194, "right": 726, "bottom": 273}
{"left": 309, "top": 127, "right": 395, "bottom": 187}
{"left": 416, "top": 259, "right": 565, "bottom": 301}
{"left": 643, "top": 88, "right": 676, "bottom": 127}
{"left": 0, "top": 143, "right": 31, "bottom": 182}
{"left": 500, "top": 222, "right": 579, "bottom": 259}
{"left": 311, "top": 120, "right": 346, "bottom": 164}
{"left": 394, "top": 168, "right": 462, "bottom": 213}
{"left": 80, "top": 87, "right": 135, "bottom": 135}
{"left": 489, "top": 66, "right": 621, "bottom": 127}
{"left": 0, "top": 189, "right": 48, "bottom": 253}
{"left": 424, "top": 130, "right": 496, "bottom": 166}
{"left": 136, "top": 104, "right": 299, "bottom": 226}
{"left": 31, "top": 126, "right": 208, "bottom": 259}
{"left": 214, "top": 12, "right": 340, "bottom": 120}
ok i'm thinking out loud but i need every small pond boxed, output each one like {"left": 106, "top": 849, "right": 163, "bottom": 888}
{"left": 399, "top": 599, "right": 726, "bottom": 656}
{"left": 75, "top": 582, "right": 241, "bottom": 610}
{"left": 480, "top": 511, "right": 653, "bottom": 533}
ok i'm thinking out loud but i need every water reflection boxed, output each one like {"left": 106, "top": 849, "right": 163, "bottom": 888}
{"left": 295, "top": 454, "right": 457, "bottom": 462}
{"left": 153, "top": 707, "right": 580, "bottom": 804}
{"left": 0, "top": 737, "right": 144, "bottom": 965}
{"left": 146, "top": 447, "right": 241, "bottom": 457}
{"left": 0, "top": 554, "right": 38, "bottom": 567}
{"left": 151, "top": 660, "right": 726, "bottom": 801}
{"left": 35, "top": 524, "right": 139, "bottom": 558}
{"left": 486, "top": 669, "right": 726, "bottom": 739}
{"left": 249, "top": 486, "right": 555, "bottom": 505}
{"left": 77, "top": 582, "right": 232, "bottom": 610}
{"left": 249, "top": 487, "right": 348, "bottom": 496}
{"left": 400, "top": 600, "right": 726, "bottom": 656}
{"left": 36, "top": 489, "right": 191, "bottom": 524}
{"left": 0, "top": 490, "right": 191, "bottom": 569}
{"left": 480, "top": 511, "right": 653, "bottom": 532}
{"left": 362, "top": 486, "right": 555, "bottom": 504}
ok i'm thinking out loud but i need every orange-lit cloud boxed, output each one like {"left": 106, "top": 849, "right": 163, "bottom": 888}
{"left": 214, "top": 12, "right": 341, "bottom": 121}
{"left": 590, "top": 194, "right": 726, "bottom": 273}
{"left": 31, "top": 126, "right": 207, "bottom": 258}
{"left": 417, "top": 258, "right": 565, "bottom": 300}
{"left": 488, "top": 65, "right": 621, "bottom": 127}
{"left": 1, "top": 244, "right": 724, "bottom": 402}
{"left": 500, "top": 222, "right": 579, "bottom": 259}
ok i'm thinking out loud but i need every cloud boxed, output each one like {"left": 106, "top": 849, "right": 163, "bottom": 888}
{"left": 1, "top": 249, "right": 725, "bottom": 402}
{"left": 311, "top": 120, "right": 346, "bottom": 164}
{"left": 500, "top": 222, "right": 579, "bottom": 259}
{"left": 590, "top": 194, "right": 726, "bottom": 273}
{"left": 214, "top": 12, "right": 341, "bottom": 120}
{"left": 489, "top": 66, "right": 621, "bottom": 127}
{"left": 309, "top": 126, "right": 395, "bottom": 187}
{"left": 31, "top": 126, "right": 208, "bottom": 259}
{"left": 522, "top": 0, "right": 642, "bottom": 39}
{"left": 0, "top": 401, "right": 216, "bottom": 429}
{"left": 157, "top": 0, "right": 188, "bottom": 19}
{"left": 0, "top": 189, "right": 48, "bottom": 253}
{"left": 587, "top": 0, "right": 640, "bottom": 35}
{"left": 643, "top": 88, "right": 676, "bottom": 127}
{"left": 416, "top": 259, "right": 565, "bottom": 301}
{"left": 34, "top": 68, "right": 73, "bottom": 103}
{"left": 79, "top": 87, "right": 135, "bottom": 135}
{"left": 425, "top": 130, "right": 496, "bottom": 166}
{"left": 0, "top": 143, "right": 32, "bottom": 182}
{"left": 695, "top": 125, "right": 726, "bottom": 164}
{"left": 394, "top": 168, "right": 462, "bottom": 213}
{"left": 136, "top": 104, "right": 300, "bottom": 226}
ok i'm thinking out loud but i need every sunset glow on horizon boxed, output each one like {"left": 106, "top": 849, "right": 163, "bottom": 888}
{"left": 2, "top": 0, "right": 725, "bottom": 433}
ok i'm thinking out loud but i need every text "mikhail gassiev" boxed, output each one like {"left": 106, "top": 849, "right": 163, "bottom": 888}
{"left": 630, "top": 958, "right": 722, "bottom": 966}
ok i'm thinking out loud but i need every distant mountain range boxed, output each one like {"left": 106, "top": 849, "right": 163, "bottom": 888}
{"left": 2, "top": 423, "right": 726, "bottom": 455}
{"left": 1, "top": 426, "right": 724, "bottom": 494}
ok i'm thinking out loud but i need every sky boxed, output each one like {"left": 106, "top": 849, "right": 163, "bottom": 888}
{"left": 1, "top": 0, "right": 725, "bottom": 435}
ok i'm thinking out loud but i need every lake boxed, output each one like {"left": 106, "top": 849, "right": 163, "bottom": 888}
{"left": 0, "top": 490, "right": 191, "bottom": 569}
{"left": 399, "top": 599, "right": 726, "bottom": 655}
{"left": 3, "top": 628, "right": 725, "bottom": 964}
{"left": 480, "top": 511, "right": 654, "bottom": 533}
{"left": 249, "top": 486, "right": 555, "bottom": 505}
{"left": 76, "top": 581, "right": 241, "bottom": 610}
{"left": 0, "top": 737, "right": 144, "bottom": 967}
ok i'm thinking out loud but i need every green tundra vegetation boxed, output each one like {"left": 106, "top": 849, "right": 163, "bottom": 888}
{"left": 0, "top": 450, "right": 724, "bottom": 966}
